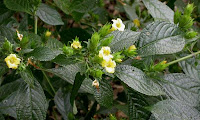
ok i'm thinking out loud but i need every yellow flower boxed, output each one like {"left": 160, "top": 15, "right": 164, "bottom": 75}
{"left": 133, "top": 19, "right": 140, "bottom": 27}
{"left": 128, "top": 45, "right": 137, "bottom": 51}
{"left": 71, "top": 41, "right": 82, "bottom": 49}
{"left": 101, "top": 59, "right": 116, "bottom": 73}
{"left": 5, "top": 54, "right": 21, "bottom": 69}
{"left": 16, "top": 30, "right": 23, "bottom": 41}
{"left": 45, "top": 31, "right": 51, "bottom": 37}
{"left": 99, "top": 47, "right": 113, "bottom": 61}
{"left": 111, "top": 18, "right": 125, "bottom": 31}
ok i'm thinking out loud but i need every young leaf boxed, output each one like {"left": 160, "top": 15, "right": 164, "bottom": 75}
{"left": 162, "top": 73, "right": 200, "bottom": 107}
{"left": 142, "top": 0, "right": 174, "bottom": 22}
{"left": 115, "top": 65, "right": 165, "bottom": 96}
{"left": 15, "top": 80, "right": 48, "bottom": 120}
{"left": 108, "top": 30, "right": 140, "bottom": 52}
{"left": 138, "top": 21, "right": 185, "bottom": 56}
{"left": 150, "top": 100, "right": 200, "bottom": 119}
{"left": 54, "top": 89, "right": 72, "bottom": 120}
{"left": 4, "top": 0, "right": 41, "bottom": 14}
{"left": 70, "top": 73, "right": 85, "bottom": 106}
{"left": 94, "top": 79, "right": 113, "bottom": 108}
{"left": 127, "top": 89, "right": 151, "bottom": 120}
{"left": 36, "top": 3, "right": 64, "bottom": 25}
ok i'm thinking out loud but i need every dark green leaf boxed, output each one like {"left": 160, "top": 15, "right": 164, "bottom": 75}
{"left": 138, "top": 21, "right": 185, "bottom": 56}
{"left": 52, "top": 54, "right": 79, "bottom": 66}
{"left": 0, "top": 2, "right": 13, "bottom": 25}
{"left": 36, "top": 3, "right": 64, "bottom": 25}
{"left": 46, "top": 38, "right": 63, "bottom": 49}
{"left": 29, "top": 47, "right": 61, "bottom": 61}
{"left": 108, "top": 30, "right": 140, "bottom": 52}
{"left": 54, "top": 89, "right": 72, "bottom": 120}
{"left": 20, "top": 68, "right": 35, "bottom": 86}
{"left": 16, "top": 80, "right": 48, "bottom": 120}
{"left": 162, "top": 73, "right": 200, "bottom": 107}
{"left": 151, "top": 100, "right": 200, "bottom": 119}
{"left": 115, "top": 65, "right": 164, "bottom": 96}
{"left": 94, "top": 80, "right": 113, "bottom": 108}
{"left": 70, "top": 73, "right": 85, "bottom": 106}
{"left": 0, "top": 113, "right": 4, "bottom": 120}
{"left": 142, "top": 0, "right": 174, "bottom": 22}
{"left": 123, "top": 4, "right": 138, "bottom": 20}
{"left": 4, "top": 0, "right": 41, "bottom": 14}
{"left": 127, "top": 89, "right": 151, "bottom": 120}
{"left": 0, "top": 26, "right": 14, "bottom": 43}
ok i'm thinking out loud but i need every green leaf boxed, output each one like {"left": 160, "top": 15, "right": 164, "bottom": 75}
{"left": 16, "top": 80, "right": 48, "bottom": 120}
{"left": 29, "top": 47, "right": 61, "bottom": 61}
{"left": 54, "top": 89, "right": 72, "bottom": 120}
{"left": 46, "top": 38, "right": 63, "bottom": 49}
{"left": 4, "top": 0, "right": 41, "bottom": 14}
{"left": 70, "top": 73, "right": 85, "bottom": 106}
{"left": 45, "top": 63, "right": 93, "bottom": 94}
{"left": 142, "top": 0, "right": 174, "bottom": 22}
{"left": 0, "top": 114, "right": 4, "bottom": 120}
{"left": 123, "top": 4, "right": 138, "bottom": 20}
{"left": 36, "top": 3, "right": 64, "bottom": 25}
{"left": 20, "top": 68, "right": 35, "bottom": 86}
{"left": 178, "top": 58, "right": 200, "bottom": 81}
{"left": 138, "top": 21, "right": 185, "bottom": 56}
{"left": 0, "top": 2, "right": 13, "bottom": 25}
{"left": 151, "top": 100, "right": 200, "bottom": 119}
{"left": 127, "top": 89, "right": 151, "bottom": 120}
{"left": 52, "top": 54, "right": 79, "bottom": 67}
{"left": 108, "top": 30, "right": 140, "bottom": 52}
{"left": 0, "top": 26, "right": 15, "bottom": 43}
{"left": 162, "top": 73, "right": 200, "bottom": 107}
{"left": 94, "top": 80, "right": 113, "bottom": 108}
{"left": 115, "top": 65, "right": 164, "bottom": 96}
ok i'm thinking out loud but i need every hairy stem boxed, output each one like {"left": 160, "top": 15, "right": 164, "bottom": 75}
{"left": 167, "top": 51, "right": 200, "bottom": 66}
{"left": 34, "top": 11, "right": 38, "bottom": 35}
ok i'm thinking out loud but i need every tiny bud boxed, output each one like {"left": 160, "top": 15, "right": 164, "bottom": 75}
{"left": 92, "top": 80, "right": 99, "bottom": 91}
{"left": 113, "top": 52, "right": 124, "bottom": 63}
{"left": 45, "top": 31, "right": 51, "bottom": 38}
{"left": 63, "top": 45, "right": 74, "bottom": 56}
{"left": 184, "top": 3, "right": 194, "bottom": 15}
{"left": 133, "top": 19, "right": 140, "bottom": 27}
{"left": 3, "top": 38, "right": 13, "bottom": 53}
{"left": 99, "top": 24, "right": 112, "bottom": 37}
{"left": 185, "top": 31, "right": 198, "bottom": 39}
{"left": 88, "top": 32, "right": 100, "bottom": 52}
{"left": 179, "top": 15, "right": 193, "bottom": 29}
{"left": 128, "top": 45, "right": 136, "bottom": 51}
{"left": 174, "top": 9, "right": 181, "bottom": 24}
{"left": 109, "top": 114, "right": 117, "bottom": 120}
{"left": 151, "top": 60, "right": 168, "bottom": 72}
{"left": 16, "top": 47, "right": 21, "bottom": 52}
{"left": 100, "top": 35, "right": 113, "bottom": 46}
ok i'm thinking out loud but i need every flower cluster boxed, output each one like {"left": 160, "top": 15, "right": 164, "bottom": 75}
{"left": 99, "top": 47, "right": 116, "bottom": 73}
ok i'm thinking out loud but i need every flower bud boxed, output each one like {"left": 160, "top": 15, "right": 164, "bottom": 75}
{"left": 63, "top": 45, "right": 74, "bottom": 56}
{"left": 133, "top": 19, "right": 140, "bottom": 27}
{"left": 91, "top": 69, "right": 103, "bottom": 78}
{"left": 45, "top": 31, "right": 51, "bottom": 38}
{"left": 174, "top": 9, "right": 181, "bottom": 24}
{"left": 124, "top": 45, "right": 137, "bottom": 57}
{"left": 71, "top": 37, "right": 82, "bottom": 49}
{"left": 179, "top": 15, "right": 193, "bottom": 29}
{"left": 100, "top": 35, "right": 113, "bottom": 46}
{"left": 99, "top": 24, "right": 112, "bottom": 37}
{"left": 109, "top": 114, "right": 117, "bottom": 120}
{"left": 92, "top": 55, "right": 103, "bottom": 64}
{"left": 141, "top": 10, "right": 148, "bottom": 18}
{"left": 3, "top": 38, "right": 13, "bottom": 53}
{"left": 88, "top": 32, "right": 100, "bottom": 52}
{"left": 151, "top": 60, "right": 168, "bottom": 72}
{"left": 184, "top": 3, "right": 194, "bottom": 15}
{"left": 113, "top": 52, "right": 124, "bottom": 63}
{"left": 185, "top": 31, "right": 198, "bottom": 39}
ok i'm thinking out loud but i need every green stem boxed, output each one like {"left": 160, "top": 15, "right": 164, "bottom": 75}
{"left": 34, "top": 11, "right": 38, "bottom": 34}
{"left": 166, "top": 51, "right": 200, "bottom": 66}
{"left": 42, "top": 71, "right": 56, "bottom": 95}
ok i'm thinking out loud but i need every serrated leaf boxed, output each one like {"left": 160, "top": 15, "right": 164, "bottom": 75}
{"left": 45, "top": 63, "right": 93, "bottom": 94}
{"left": 115, "top": 65, "right": 164, "bottom": 96}
{"left": 151, "top": 100, "right": 200, "bottom": 120}
{"left": 94, "top": 80, "right": 113, "bottom": 108}
{"left": 70, "top": 73, "right": 85, "bottom": 106}
{"left": 108, "top": 30, "right": 140, "bottom": 52}
{"left": 20, "top": 68, "right": 35, "bottom": 86}
{"left": 179, "top": 58, "right": 200, "bottom": 81}
{"left": 4, "top": 0, "right": 41, "bottom": 14}
{"left": 46, "top": 38, "right": 63, "bottom": 49}
{"left": 123, "top": 4, "right": 138, "bottom": 20}
{"left": 54, "top": 89, "right": 72, "bottom": 120}
{"left": 0, "top": 2, "right": 13, "bottom": 25}
{"left": 52, "top": 54, "right": 79, "bottom": 66}
{"left": 0, "top": 26, "right": 14, "bottom": 43}
{"left": 36, "top": 3, "right": 64, "bottom": 25}
{"left": 142, "top": 0, "right": 174, "bottom": 22}
{"left": 127, "top": 89, "right": 151, "bottom": 120}
{"left": 29, "top": 47, "right": 61, "bottom": 61}
{"left": 138, "top": 21, "right": 185, "bottom": 56}
{"left": 162, "top": 73, "right": 200, "bottom": 107}
{"left": 16, "top": 80, "right": 48, "bottom": 120}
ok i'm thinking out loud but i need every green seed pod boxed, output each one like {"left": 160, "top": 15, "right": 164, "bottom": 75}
{"left": 174, "top": 9, "right": 181, "bottom": 24}
{"left": 185, "top": 31, "right": 198, "bottom": 39}
{"left": 184, "top": 3, "right": 194, "bottom": 15}
{"left": 99, "top": 23, "right": 112, "bottom": 37}
{"left": 179, "top": 15, "right": 193, "bottom": 29}
{"left": 3, "top": 38, "right": 13, "bottom": 53}
{"left": 95, "top": 69, "right": 103, "bottom": 78}
{"left": 89, "top": 32, "right": 100, "bottom": 51}
{"left": 63, "top": 45, "right": 74, "bottom": 56}
{"left": 151, "top": 61, "right": 168, "bottom": 72}
{"left": 100, "top": 35, "right": 113, "bottom": 46}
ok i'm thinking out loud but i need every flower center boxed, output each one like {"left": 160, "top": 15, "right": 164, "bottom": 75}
{"left": 116, "top": 23, "right": 121, "bottom": 28}
{"left": 103, "top": 50, "right": 110, "bottom": 56}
